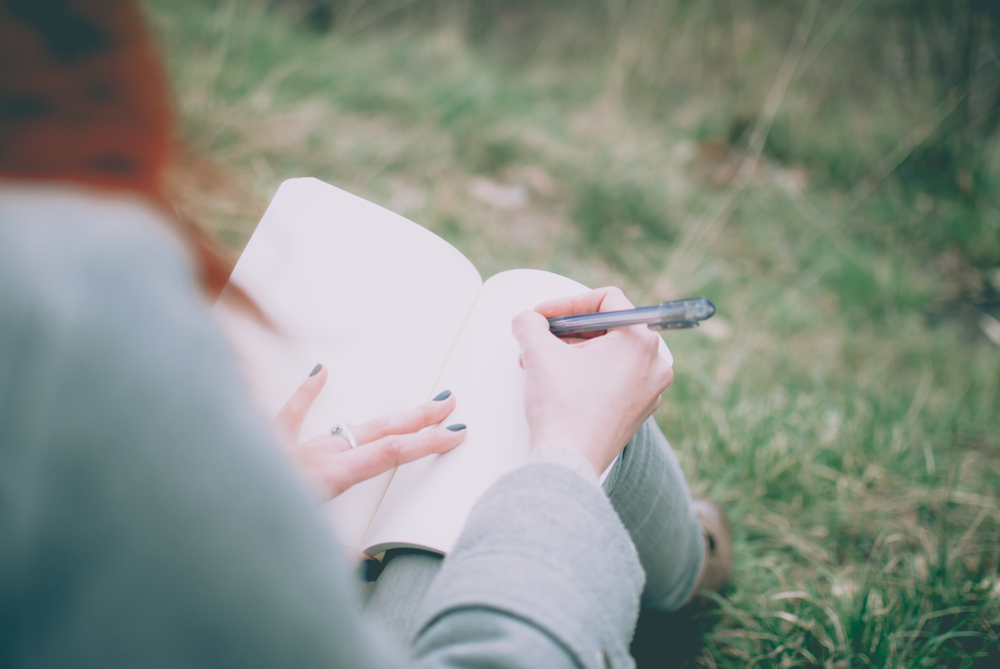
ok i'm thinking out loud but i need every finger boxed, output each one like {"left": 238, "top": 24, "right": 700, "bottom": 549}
{"left": 601, "top": 316, "right": 666, "bottom": 349}
{"left": 275, "top": 364, "right": 328, "bottom": 445}
{"left": 297, "top": 431, "right": 352, "bottom": 456}
{"left": 644, "top": 394, "right": 663, "bottom": 422}
{"left": 553, "top": 335, "right": 595, "bottom": 344}
{"left": 511, "top": 310, "right": 562, "bottom": 362}
{"left": 660, "top": 364, "right": 674, "bottom": 392}
{"left": 534, "top": 287, "right": 636, "bottom": 319}
{"left": 324, "top": 424, "right": 468, "bottom": 497}
{"left": 350, "top": 392, "right": 457, "bottom": 445}
{"left": 298, "top": 392, "right": 456, "bottom": 453}
{"left": 639, "top": 354, "right": 673, "bottom": 399}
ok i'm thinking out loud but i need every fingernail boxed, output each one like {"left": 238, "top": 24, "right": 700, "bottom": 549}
{"left": 433, "top": 390, "right": 452, "bottom": 401}
{"left": 309, "top": 363, "right": 322, "bottom": 377}
{"left": 446, "top": 423, "right": 466, "bottom": 431}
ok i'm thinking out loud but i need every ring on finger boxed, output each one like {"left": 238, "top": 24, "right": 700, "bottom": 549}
{"left": 331, "top": 422, "right": 359, "bottom": 449}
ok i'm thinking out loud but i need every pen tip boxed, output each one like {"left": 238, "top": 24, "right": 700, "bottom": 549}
{"left": 693, "top": 298, "right": 715, "bottom": 320}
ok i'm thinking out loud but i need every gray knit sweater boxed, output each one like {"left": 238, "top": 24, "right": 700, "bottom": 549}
{"left": 0, "top": 184, "right": 644, "bottom": 669}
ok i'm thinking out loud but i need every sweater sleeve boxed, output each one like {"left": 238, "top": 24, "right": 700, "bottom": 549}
{"left": 0, "top": 195, "right": 399, "bottom": 669}
{"left": 412, "top": 464, "right": 645, "bottom": 669}
{"left": 0, "top": 190, "right": 644, "bottom": 669}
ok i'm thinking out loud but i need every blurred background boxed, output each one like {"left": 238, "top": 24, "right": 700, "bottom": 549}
{"left": 146, "top": 0, "right": 999, "bottom": 666}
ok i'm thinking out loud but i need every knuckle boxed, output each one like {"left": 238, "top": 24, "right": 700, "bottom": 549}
{"left": 628, "top": 327, "right": 657, "bottom": 349}
{"left": 367, "top": 415, "right": 392, "bottom": 434}
{"left": 512, "top": 311, "right": 537, "bottom": 330}
{"left": 409, "top": 402, "right": 442, "bottom": 432}
{"left": 602, "top": 286, "right": 632, "bottom": 308}
{"left": 276, "top": 406, "right": 299, "bottom": 423}
{"left": 654, "top": 368, "right": 672, "bottom": 392}
{"left": 605, "top": 286, "right": 625, "bottom": 299}
{"left": 380, "top": 436, "right": 405, "bottom": 461}
{"left": 417, "top": 401, "right": 438, "bottom": 421}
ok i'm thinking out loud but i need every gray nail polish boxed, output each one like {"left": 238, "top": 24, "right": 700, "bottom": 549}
{"left": 446, "top": 424, "right": 466, "bottom": 431}
{"left": 309, "top": 363, "right": 322, "bottom": 377}
{"left": 433, "top": 390, "right": 452, "bottom": 401}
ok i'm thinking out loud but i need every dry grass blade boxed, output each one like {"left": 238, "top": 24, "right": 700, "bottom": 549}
{"left": 666, "top": 0, "right": 820, "bottom": 284}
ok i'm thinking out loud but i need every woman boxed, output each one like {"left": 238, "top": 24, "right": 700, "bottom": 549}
{"left": 0, "top": 1, "right": 729, "bottom": 667}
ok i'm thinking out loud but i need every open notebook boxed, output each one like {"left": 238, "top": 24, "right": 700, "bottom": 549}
{"left": 213, "top": 177, "right": 672, "bottom": 556}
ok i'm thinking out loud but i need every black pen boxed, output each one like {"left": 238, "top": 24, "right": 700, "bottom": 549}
{"left": 547, "top": 298, "right": 716, "bottom": 336}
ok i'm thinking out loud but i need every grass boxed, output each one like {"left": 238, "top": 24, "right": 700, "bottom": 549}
{"left": 146, "top": 0, "right": 1000, "bottom": 666}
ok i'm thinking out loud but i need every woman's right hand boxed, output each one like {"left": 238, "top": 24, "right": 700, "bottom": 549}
{"left": 511, "top": 287, "right": 674, "bottom": 476}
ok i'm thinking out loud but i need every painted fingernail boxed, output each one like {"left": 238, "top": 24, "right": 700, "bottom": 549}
{"left": 433, "top": 390, "right": 452, "bottom": 401}
{"left": 446, "top": 424, "right": 466, "bottom": 431}
{"left": 309, "top": 363, "right": 322, "bottom": 377}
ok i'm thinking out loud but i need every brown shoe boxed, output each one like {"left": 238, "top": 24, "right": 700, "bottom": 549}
{"left": 684, "top": 499, "right": 732, "bottom": 604}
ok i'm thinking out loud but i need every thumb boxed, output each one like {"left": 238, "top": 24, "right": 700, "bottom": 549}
{"left": 511, "top": 310, "right": 560, "bottom": 361}
{"left": 275, "top": 364, "right": 328, "bottom": 446}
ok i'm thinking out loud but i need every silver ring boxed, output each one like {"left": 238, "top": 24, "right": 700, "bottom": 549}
{"left": 330, "top": 422, "right": 359, "bottom": 449}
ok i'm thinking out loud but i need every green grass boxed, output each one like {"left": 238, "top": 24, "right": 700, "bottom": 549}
{"left": 146, "top": 1, "right": 1000, "bottom": 666}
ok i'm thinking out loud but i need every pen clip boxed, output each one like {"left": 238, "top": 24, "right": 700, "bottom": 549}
{"left": 650, "top": 319, "right": 700, "bottom": 331}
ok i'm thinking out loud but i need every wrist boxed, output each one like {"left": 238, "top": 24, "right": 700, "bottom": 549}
{"left": 529, "top": 446, "right": 602, "bottom": 486}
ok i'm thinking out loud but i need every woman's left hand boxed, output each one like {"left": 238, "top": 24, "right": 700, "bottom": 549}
{"left": 274, "top": 365, "right": 466, "bottom": 500}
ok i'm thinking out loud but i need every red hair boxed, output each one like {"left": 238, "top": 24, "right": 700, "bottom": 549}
{"left": 0, "top": 0, "right": 237, "bottom": 300}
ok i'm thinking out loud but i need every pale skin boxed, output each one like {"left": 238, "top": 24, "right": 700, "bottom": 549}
{"left": 278, "top": 286, "right": 674, "bottom": 499}
{"left": 274, "top": 367, "right": 467, "bottom": 500}
{"left": 514, "top": 286, "right": 674, "bottom": 475}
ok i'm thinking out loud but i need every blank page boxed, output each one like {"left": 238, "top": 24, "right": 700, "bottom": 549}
{"left": 213, "top": 178, "right": 483, "bottom": 546}
{"left": 362, "top": 269, "right": 590, "bottom": 554}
